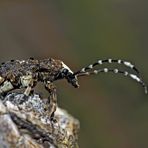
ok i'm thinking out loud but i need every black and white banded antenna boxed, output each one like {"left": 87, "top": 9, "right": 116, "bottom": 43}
{"left": 73, "top": 59, "right": 147, "bottom": 94}
{"left": 74, "top": 59, "right": 140, "bottom": 75}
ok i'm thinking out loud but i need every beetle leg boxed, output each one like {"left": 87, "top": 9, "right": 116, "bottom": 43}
{"left": 20, "top": 75, "right": 37, "bottom": 96}
{"left": 23, "top": 79, "right": 37, "bottom": 96}
{"left": 44, "top": 82, "right": 57, "bottom": 120}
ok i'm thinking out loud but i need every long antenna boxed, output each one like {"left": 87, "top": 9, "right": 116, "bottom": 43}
{"left": 75, "top": 68, "right": 147, "bottom": 94}
{"left": 74, "top": 59, "right": 139, "bottom": 76}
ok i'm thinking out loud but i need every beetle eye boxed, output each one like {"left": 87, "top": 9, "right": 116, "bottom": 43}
{"left": 62, "top": 68, "right": 69, "bottom": 75}
{"left": 55, "top": 68, "right": 69, "bottom": 80}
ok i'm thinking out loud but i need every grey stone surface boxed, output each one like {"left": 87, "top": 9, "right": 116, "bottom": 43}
{"left": 0, "top": 93, "right": 80, "bottom": 148}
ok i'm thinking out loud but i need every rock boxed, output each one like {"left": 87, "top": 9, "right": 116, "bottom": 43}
{"left": 0, "top": 93, "right": 80, "bottom": 148}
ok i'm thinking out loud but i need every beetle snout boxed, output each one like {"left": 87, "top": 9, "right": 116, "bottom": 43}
{"left": 66, "top": 75, "right": 79, "bottom": 88}
{"left": 70, "top": 78, "right": 79, "bottom": 88}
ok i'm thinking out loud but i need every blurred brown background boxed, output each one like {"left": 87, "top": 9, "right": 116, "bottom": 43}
{"left": 0, "top": 1, "right": 148, "bottom": 148}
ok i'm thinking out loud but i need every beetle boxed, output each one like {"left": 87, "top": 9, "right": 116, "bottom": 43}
{"left": 0, "top": 58, "right": 147, "bottom": 120}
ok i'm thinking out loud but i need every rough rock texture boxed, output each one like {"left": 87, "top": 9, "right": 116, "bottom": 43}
{"left": 0, "top": 93, "right": 80, "bottom": 148}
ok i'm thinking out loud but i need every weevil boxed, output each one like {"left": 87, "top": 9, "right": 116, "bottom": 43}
{"left": 0, "top": 58, "right": 147, "bottom": 119}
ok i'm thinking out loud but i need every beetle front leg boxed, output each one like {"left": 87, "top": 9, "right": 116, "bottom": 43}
{"left": 23, "top": 80, "right": 35, "bottom": 96}
{"left": 44, "top": 82, "right": 57, "bottom": 121}
{"left": 24, "top": 85, "right": 33, "bottom": 96}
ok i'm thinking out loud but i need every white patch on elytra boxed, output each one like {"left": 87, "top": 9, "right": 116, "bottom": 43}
{"left": 61, "top": 62, "right": 73, "bottom": 74}
{"left": 19, "top": 60, "right": 25, "bottom": 64}
{"left": 20, "top": 75, "right": 32, "bottom": 87}
{"left": 0, "top": 81, "right": 14, "bottom": 92}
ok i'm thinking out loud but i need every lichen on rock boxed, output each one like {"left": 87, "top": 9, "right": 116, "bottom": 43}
{"left": 0, "top": 93, "right": 80, "bottom": 148}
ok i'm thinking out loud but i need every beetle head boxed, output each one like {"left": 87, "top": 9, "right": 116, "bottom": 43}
{"left": 55, "top": 62, "right": 79, "bottom": 88}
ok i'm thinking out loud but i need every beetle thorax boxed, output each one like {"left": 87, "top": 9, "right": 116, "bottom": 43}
{"left": 61, "top": 62, "right": 74, "bottom": 74}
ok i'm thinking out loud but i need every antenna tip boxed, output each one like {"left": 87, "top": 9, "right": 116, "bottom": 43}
{"left": 144, "top": 86, "right": 148, "bottom": 94}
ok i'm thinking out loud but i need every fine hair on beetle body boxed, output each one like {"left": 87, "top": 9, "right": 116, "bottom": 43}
{"left": 0, "top": 57, "right": 147, "bottom": 120}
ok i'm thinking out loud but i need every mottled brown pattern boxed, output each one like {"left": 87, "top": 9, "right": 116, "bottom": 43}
{"left": 0, "top": 58, "right": 72, "bottom": 120}
{"left": 0, "top": 58, "right": 63, "bottom": 91}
